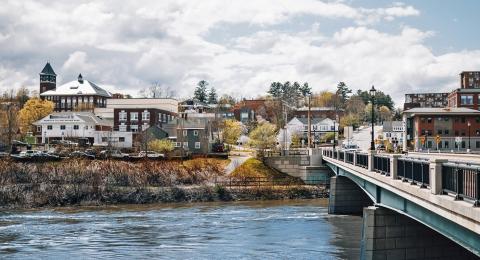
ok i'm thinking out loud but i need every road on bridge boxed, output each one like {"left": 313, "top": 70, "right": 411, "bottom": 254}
{"left": 349, "top": 125, "right": 383, "bottom": 152}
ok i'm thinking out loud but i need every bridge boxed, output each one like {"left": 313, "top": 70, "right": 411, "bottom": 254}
{"left": 321, "top": 148, "right": 480, "bottom": 259}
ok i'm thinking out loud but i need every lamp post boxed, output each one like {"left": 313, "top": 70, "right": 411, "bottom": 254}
{"left": 370, "top": 85, "right": 376, "bottom": 151}
{"left": 468, "top": 121, "right": 471, "bottom": 152}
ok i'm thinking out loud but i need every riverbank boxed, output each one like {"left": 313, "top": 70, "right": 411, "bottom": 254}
{"left": 0, "top": 184, "right": 328, "bottom": 208}
{"left": 0, "top": 158, "right": 327, "bottom": 209}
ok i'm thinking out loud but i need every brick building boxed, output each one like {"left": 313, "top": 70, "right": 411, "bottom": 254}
{"left": 447, "top": 71, "right": 480, "bottom": 110}
{"left": 113, "top": 108, "right": 176, "bottom": 132}
{"left": 402, "top": 107, "right": 480, "bottom": 152}
{"left": 403, "top": 93, "right": 449, "bottom": 110}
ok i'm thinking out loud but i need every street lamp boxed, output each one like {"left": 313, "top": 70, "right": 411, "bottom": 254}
{"left": 369, "top": 85, "right": 376, "bottom": 151}
{"left": 468, "top": 121, "right": 471, "bottom": 151}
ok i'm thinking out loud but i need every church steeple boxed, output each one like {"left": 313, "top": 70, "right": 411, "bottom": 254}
{"left": 39, "top": 62, "right": 56, "bottom": 94}
{"left": 78, "top": 73, "right": 84, "bottom": 84}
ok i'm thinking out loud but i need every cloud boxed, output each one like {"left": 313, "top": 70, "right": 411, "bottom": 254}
{"left": 0, "top": 0, "right": 476, "bottom": 108}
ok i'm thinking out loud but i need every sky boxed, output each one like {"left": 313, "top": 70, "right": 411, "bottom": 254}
{"left": 0, "top": 0, "right": 479, "bottom": 107}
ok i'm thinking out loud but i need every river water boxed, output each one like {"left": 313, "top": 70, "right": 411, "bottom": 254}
{"left": 0, "top": 199, "right": 362, "bottom": 259}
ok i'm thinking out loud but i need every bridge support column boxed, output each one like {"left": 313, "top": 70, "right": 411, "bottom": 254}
{"left": 328, "top": 176, "right": 372, "bottom": 214}
{"left": 361, "top": 206, "right": 476, "bottom": 260}
{"left": 429, "top": 158, "right": 447, "bottom": 195}
{"left": 353, "top": 151, "right": 357, "bottom": 166}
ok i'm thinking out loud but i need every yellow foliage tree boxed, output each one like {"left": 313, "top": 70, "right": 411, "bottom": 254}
{"left": 248, "top": 122, "right": 277, "bottom": 158}
{"left": 222, "top": 119, "right": 243, "bottom": 145}
{"left": 18, "top": 98, "right": 54, "bottom": 134}
{"left": 147, "top": 139, "right": 174, "bottom": 154}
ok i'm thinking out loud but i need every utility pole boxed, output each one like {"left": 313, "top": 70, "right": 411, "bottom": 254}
{"left": 307, "top": 94, "right": 311, "bottom": 148}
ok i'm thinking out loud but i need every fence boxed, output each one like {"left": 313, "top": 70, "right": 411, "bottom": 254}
{"left": 442, "top": 163, "right": 480, "bottom": 205}
{"left": 339, "top": 151, "right": 345, "bottom": 161}
{"left": 373, "top": 155, "right": 391, "bottom": 175}
{"left": 346, "top": 152, "right": 354, "bottom": 164}
{"left": 214, "top": 176, "right": 327, "bottom": 187}
{"left": 397, "top": 157, "right": 430, "bottom": 188}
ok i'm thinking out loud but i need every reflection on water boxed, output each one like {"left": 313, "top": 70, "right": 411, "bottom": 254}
{"left": 0, "top": 199, "right": 362, "bottom": 259}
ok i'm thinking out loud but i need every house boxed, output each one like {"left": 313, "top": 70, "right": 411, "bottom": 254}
{"left": 382, "top": 121, "right": 404, "bottom": 147}
{"left": 292, "top": 106, "right": 344, "bottom": 120}
{"left": 33, "top": 112, "right": 132, "bottom": 148}
{"left": 160, "top": 118, "right": 213, "bottom": 155}
{"left": 232, "top": 99, "right": 272, "bottom": 123}
{"left": 277, "top": 117, "right": 338, "bottom": 147}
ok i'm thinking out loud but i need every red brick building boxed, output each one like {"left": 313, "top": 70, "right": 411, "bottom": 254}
{"left": 448, "top": 71, "right": 480, "bottom": 110}
{"left": 403, "top": 107, "right": 480, "bottom": 151}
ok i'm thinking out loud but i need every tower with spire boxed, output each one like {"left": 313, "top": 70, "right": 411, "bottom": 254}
{"left": 39, "top": 62, "right": 56, "bottom": 94}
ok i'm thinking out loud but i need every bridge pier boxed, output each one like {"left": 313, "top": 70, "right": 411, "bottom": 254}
{"left": 361, "top": 206, "right": 478, "bottom": 260}
{"left": 328, "top": 176, "right": 372, "bottom": 214}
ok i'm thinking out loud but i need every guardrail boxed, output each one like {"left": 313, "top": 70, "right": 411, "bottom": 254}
{"left": 321, "top": 147, "right": 480, "bottom": 206}
{"left": 442, "top": 163, "right": 480, "bottom": 206}
{"left": 373, "top": 155, "right": 391, "bottom": 176}
{"left": 397, "top": 157, "right": 429, "bottom": 188}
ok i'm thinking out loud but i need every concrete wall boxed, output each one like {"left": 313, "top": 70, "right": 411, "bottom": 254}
{"left": 361, "top": 206, "right": 478, "bottom": 260}
{"left": 264, "top": 154, "right": 332, "bottom": 184}
{"left": 328, "top": 176, "right": 372, "bottom": 214}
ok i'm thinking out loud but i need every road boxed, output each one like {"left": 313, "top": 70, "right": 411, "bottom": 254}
{"left": 349, "top": 125, "right": 383, "bottom": 151}
{"left": 225, "top": 151, "right": 252, "bottom": 174}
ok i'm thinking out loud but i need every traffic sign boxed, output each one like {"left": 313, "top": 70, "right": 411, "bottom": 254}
{"left": 435, "top": 135, "right": 441, "bottom": 144}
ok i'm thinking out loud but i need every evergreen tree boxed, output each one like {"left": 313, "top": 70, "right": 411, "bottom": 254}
{"left": 299, "top": 82, "right": 312, "bottom": 97}
{"left": 336, "top": 82, "right": 352, "bottom": 105}
{"left": 207, "top": 87, "right": 218, "bottom": 104}
{"left": 194, "top": 80, "right": 208, "bottom": 103}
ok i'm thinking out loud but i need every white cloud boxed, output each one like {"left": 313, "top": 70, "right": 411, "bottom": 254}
{"left": 0, "top": 0, "right": 476, "bottom": 108}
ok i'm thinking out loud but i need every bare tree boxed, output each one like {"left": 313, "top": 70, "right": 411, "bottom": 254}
{"left": 138, "top": 81, "right": 176, "bottom": 98}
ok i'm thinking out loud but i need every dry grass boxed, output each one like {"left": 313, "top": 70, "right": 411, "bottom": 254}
{"left": 0, "top": 158, "right": 227, "bottom": 187}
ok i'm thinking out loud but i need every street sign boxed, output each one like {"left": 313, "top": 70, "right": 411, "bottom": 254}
{"left": 435, "top": 135, "right": 441, "bottom": 144}
{"left": 420, "top": 135, "right": 426, "bottom": 145}
{"left": 455, "top": 136, "right": 462, "bottom": 143}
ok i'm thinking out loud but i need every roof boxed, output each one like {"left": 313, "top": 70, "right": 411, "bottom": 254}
{"left": 292, "top": 117, "right": 334, "bottom": 125}
{"left": 382, "top": 121, "right": 403, "bottom": 131}
{"left": 295, "top": 106, "right": 345, "bottom": 112}
{"left": 403, "top": 107, "right": 480, "bottom": 115}
{"left": 40, "top": 62, "right": 56, "bottom": 76}
{"left": 34, "top": 112, "right": 112, "bottom": 126}
{"left": 40, "top": 78, "right": 112, "bottom": 97}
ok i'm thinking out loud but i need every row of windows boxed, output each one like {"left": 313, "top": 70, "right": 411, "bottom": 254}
{"left": 420, "top": 129, "right": 480, "bottom": 136}
{"left": 302, "top": 125, "right": 335, "bottom": 131}
{"left": 174, "top": 142, "right": 201, "bottom": 149}
{"left": 420, "top": 116, "right": 480, "bottom": 124}
{"left": 118, "top": 111, "right": 172, "bottom": 122}
{"left": 423, "top": 140, "right": 480, "bottom": 149}
{"left": 101, "top": 137, "right": 125, "bottom": 142}
{"left": 38, "top": 125, "right": 91, "bottom": 131}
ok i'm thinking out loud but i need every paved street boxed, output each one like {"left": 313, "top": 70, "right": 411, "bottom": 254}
{"left": 348, "top": 125, "right": 383, "bottom": 151}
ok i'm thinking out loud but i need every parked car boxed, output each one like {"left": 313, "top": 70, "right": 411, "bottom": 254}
{"left": 69, "top": 151, "right": 95, "bottom": 160}
{"left": 342, "top": 143, "right": 360, "bottom": 151}
{"left": 99, "top": 150, "right": 129, "bottom": 159}
{"left": 137, "top": 151, "right": 164, "bottom": 159}
{"left": 19, "top": 150, "right": 42, "bottom": 157}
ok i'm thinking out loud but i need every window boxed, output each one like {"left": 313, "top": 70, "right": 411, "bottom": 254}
{"left": 437, "top": 129, "right": 442, "bottom": 135}
{"left": 60, "top": 125, "right": 66, "bottom": 130}
{"left": 73, "top": 125, "right": 79, "bottom": 130}
{"left": 119, "top": 110, "right": 127, "bottom": 121}
{"left": 183, "top": 130, "right": 187, "bottom": 136}
{"left": 193, "top": 130, "right": 199, "bottom": 136}
{"left": 461, "top": 130, "right": 466, "bottom": 136}
{"left": 130, "top": 112, "right": 138, "bottom": 121}
{"left": 142, "top": 110, "right": 150, "bottom": 121}
{"left": 195, "top": 142, "right": 201, "bottom": 149}
{"left": 427, "top": 118, "right": 432, "bottom": 123}
{"left": 183, "top": 142, "right": 188, "bottom": 148}
{"left": 175, "top": 142, "right": 181, "bottom": 147}
{"left": 130, "top": 125, "right": 138, "bottom": 132}
{"left": 461, "top": 117, "right": 466, "bottom": 123}
{"left": 240, "top": 112, "right": 249, "bottom": 120}
{"left": 101, "top": 137, "right": 108, "bottom": 142}
{"left": 119, "top": 125, "right": 127, "bottom": 132}
{"left": 444, "top": 129, "right": 449, "bottom": 135}
{"left": 461, "top": 95, "right": 473, "bottom": 105}
{"left": 36, "top": 126, "right": 41, "bottom": 132}
{"left": 477, "top": 141, "right": 480, "bottom": 148}
{"left": 47, "top": 125, "right": 52, "bottom": 130}
{"left": 119, "top": 137, "right": 125, "bottom": 142}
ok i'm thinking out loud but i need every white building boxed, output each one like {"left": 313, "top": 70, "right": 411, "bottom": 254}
{"left": 95, "top": 98, "right": 178, "bottom": 119}
{"left": 277, "top": 117, "right": 338, "bottom": 148}
{"left": 382, "top": 121, "right": 404, "bottom": 146}
{"left": 33, "top": 112, "right": 132, "bottom": 148}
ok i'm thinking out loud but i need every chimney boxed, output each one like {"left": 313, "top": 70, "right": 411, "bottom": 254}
{"left": 78, "top": 73, "right": 84, "bottom": 84}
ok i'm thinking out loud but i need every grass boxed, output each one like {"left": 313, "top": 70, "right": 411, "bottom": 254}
{"left": 230, "top": 158, "right": 293, "bottom": 179}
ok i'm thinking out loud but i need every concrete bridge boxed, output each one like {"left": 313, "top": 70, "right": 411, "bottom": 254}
{"left": 322, "top": 148, "right": 480, "bottom": 259}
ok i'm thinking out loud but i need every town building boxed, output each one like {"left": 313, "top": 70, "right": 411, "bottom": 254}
{"left": 33, "top": 112, "right": 132, "bottom": 148}
{"left": 277, "top": 117, "right": 338, "bottom": 148}
{"left": 232, "top": 99, "right": 273, "bottom": 123}
{"left": 402, "top": 107, "right": 480, "bottom": 152}
{"left": 382, "top": 121, "right": 404, "bottom": 147}
{"left": 292, "top": 106, "right": 344, "bottom": 120}
{"left": 403, "top": 93, "right": 449, "bottom": 110}
{"left": 40, "top": 71, "right": 112, "bottom": 111}
{"left": 160, "top": 118, "right": 213, "bottom": 155}
{"left": 460, "top": 71, "right": 480, "bottom": 89}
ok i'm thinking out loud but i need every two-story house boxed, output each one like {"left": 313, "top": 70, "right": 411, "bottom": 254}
{"left": 278, "top": 117, "right": 338, "bottom": 147}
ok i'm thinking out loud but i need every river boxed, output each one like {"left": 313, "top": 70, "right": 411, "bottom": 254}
{"left": 0, "top": 199, "right": 363, "bottom": 259}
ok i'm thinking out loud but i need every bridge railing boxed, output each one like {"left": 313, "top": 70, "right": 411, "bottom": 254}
{"left": 321, "top": 147, "right": 480, "bottom": 206}
{"left": 397, "top": 157, "right": 430, "bottom": 188}
{"left": 373, "top": 155, "right": 391, "bottom": 176}
{"left": 356, "top": 153, "right": 368, "bottom": 169}
{"left": 442, "top": 162, "right": 480, "bottom": 206}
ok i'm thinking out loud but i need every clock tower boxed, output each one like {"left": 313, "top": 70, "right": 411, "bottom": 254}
{"left": 39, "top": 62, "right": 56, "bottom": 94}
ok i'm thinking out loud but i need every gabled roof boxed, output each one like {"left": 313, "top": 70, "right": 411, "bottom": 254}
{"left": 293, "top": 117, "right": 334, "bottom": 125}
{"left": 40, "top": 62, "right": 56, "bottom": 76}
{"left": 40, "top": 78, "right": 112, "bottom": 97}
{"left": 33, "top": 112, "right": 112, "bottom": 127}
